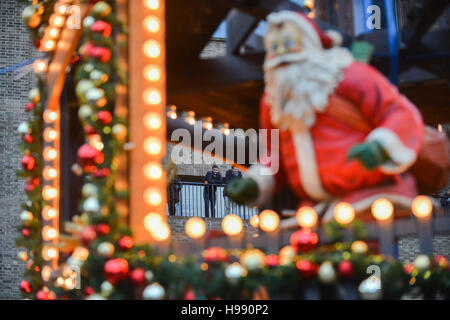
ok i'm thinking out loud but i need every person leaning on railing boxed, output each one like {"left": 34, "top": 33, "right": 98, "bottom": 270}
{"left": 223, "top": 165, "right": 243, "bottom": 214}
{"left": 203, "top": 165, "right": 222, "bottom": 218}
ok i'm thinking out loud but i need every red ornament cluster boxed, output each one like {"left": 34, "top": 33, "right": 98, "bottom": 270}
{"left": 290, "top": 229, "right": 318, "bottom": 253}
{"left": 104, "top": 258, "right": 129, "bottom": 285}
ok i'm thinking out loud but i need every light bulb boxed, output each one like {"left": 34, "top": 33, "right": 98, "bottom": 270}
{"left": 143, "top": 137, "right": 162, "bottom": 155}
{"left": 42, "top": 186, "right": 58, "bottom": 200}
{"left": 259, "top": 209, "right": 279, "bottom": 232}
{"left": 55, "top": 3, "right": 69, "bottom": 15}
{"left": 44, "top": 40, "right": 56, "bottom": 51}
{"left": 42, "top": 246, "right": 58, "bottom": 261}
{"left": 43, "top": 167, "right": 58, "bottom": 179}
{"left": 42, "top": 206, "right": 58, "bottom": 220}
{"left": 412, "top": 195, "right": 432, "bottom": 219}
{"left": 44, "top": 128, "right": 58, "bottom": 141}
{"left": 34, "top": 59, "right": 47, "bottom": 73}
{"left": 47, "top": 27, "right": 60, "bottom": 39}
{"left": 143, "top": 162, "right": 163, "bottom": 180}
{"left": 43, "top": 110, "right": 58, "bottom": 123}
{"left": 222, "top": 214, "right": 243, "bottom": 236}
{"left": 41, "top": 266, "right": 52, "bottom": 282}
{"left": 371, "top": 198, "right": 394, "bottom": 221}
{"left": 144, "top": 188, "right": 162, "bottom": 206}
{"left": 143, "top": 112, "right": 162, "bottom": 130}
{"left": 185, "top": 217, "right": 206, "bottom": 239}
{"left": 143, "top": 65, "right": 161, "bottom": 82}
{"left": 144, "top": 0, "right": 159, "bottom": 10}
{"left": 296, "top": 206, "right": 318, "bottom": 228}
{"left": 333, "top": 202, "right": 355, "bottom": 225}
{"left": 43, "top": 147, "right": 57, "bottom": 161}
{"left": 143, "top": 40, "right": 161, "bottom": 58}
{"left": 42, "top": 226, "right": 58, "bottom": 241}
{"left": 50, "top": 14, "right": 65, "bottom": 28}
{"left": 143, "top": 88, "right": 162, "bottom": 105}
{"left": 143, "top": 16, "right": 160, "bottom": 33}
{"left": 144, "top": 213, "right": 163, "bottom": 232}
{"left": 151, "top": 223, "right": 170, "bottom": 241}
{"left": 249, "top": 215, "right": 259, "bottom": 228}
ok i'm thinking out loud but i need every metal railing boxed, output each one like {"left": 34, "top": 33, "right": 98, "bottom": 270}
{"left": 167, "top": 181, "right": 258, "bottom": 220}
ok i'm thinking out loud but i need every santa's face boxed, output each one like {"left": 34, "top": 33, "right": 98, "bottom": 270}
{"left": 265, "top": 22, "right": 303, "bottom": 65}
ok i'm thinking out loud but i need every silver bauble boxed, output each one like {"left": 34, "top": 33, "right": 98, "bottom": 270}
{"left": 358, "top": 277, "right": 382, "bottom": 300}
{"left": 143, "top": 283, "right": 165, "bottom": 300}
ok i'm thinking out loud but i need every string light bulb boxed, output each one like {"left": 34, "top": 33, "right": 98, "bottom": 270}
{"left": 43, "top": 147, "right": 57, "bottom": 161}
{"left": 259, "top": 209, "right": 279, "bottom": 232}
{"left": 49, "top": 14, "right": 65, "bottom": 28}
{"left": 249, "top": 215, "right": 259, "bottom": 228}
{"left": 144, "top": 0, "right": 160, "bottom": 10}
{"left": 296, "top": 206, "right": 318, "bottom": 228}
{"left": 185, "top": 111, "right": 195, "bottom": 125}
{"left": 44, "top": 128, "right": 58, "bottom": 141}
{"left": 41, "top": 266, "right": 52, "bottom": 282}
{"left": 144, "top": 188, "right": 162, "bottom": 206}
{"left": 202, "top": 117, "right": 213, "bottom": 130}
{"left": 43, "top": 166, "right": 58, "bottom": 179}
{"left": 43, "top": 110, "right": 58, "bottom": 123}
{"left": 42, "top": 246, "right": 58, "bottom": 261}
{"left": 143, "top": 65, "right": 161, "bottom": 82}
{"left": 222, "top": 214, "right": 243, "bottom": 236}
{"left": 143, "top": 137, "right": 162, "bottom": 155}
{"left": 42, "top": 226, "right": 58, "bottom": 241}
{"left": 43, "top": 39, "right": 56, "bottom": 51}
{"left": 144, "top": 112, "right": 162, "bottom": 130}
{"left": 167, "top": 106, "right": 177, "bottom": 120}
{"left": 143, "top": 40, "right": 161, "bottom": 58}
{"left": 42, "top": 206, "right": 58, "bottom": 220}
{"left": 221, "top": 123, "right": 230, "bottom": 136}
{"left": 371, "top": 198, "right": 394, "bottom": 221}
{"left": 143, "top": 16, "right": 160, "bottom": 33}
{"left": 143, "top": 88, "right": 162, "bottom": 105}
{"left": 42, "top": 186, "right": 58, "bottom": 200}
{"left": 143, "top": 162, "right": 163, "bottom": 180}
{"left": 151, "top": 223, "right": 170, "bottom": 242}
{"left": 34, "top": 59, "right": 47, "bottom": 73}
{"left": 333, "top": 202, "right": 355, "bottom": 225}
{"left": 412, "top": 195, "right": 433, "bottom": 219}
{"left": 47, "top": 27, "right": 60, "bottom": 39}
{"left": 144, "top": 213, "right": 163, "bottom": 232}
{"left": 55, "top": 3, "right": 69, "bottom": 15}
{"left": 185, "top": 217, "right": 206, "bottom": 239}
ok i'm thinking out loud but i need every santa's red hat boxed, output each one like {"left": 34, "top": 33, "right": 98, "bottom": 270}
{"left": 266, "top": 11, "right": 343, "bottom": 50}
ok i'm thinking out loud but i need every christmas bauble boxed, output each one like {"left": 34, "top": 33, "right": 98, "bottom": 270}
{"left": 351, "top": 240, "right": 368, "bottom": 254}
{"left": 118, "top": 236, "right": 134, "bottom": 251}
{"left": 225, "top": 263, "right": 246, "bottom": 285}
{"left": 318, "top": 261, "right": 337, "bottom": 284}
{"left": 184, "top": 289, "right": 195, "bottom": 300}
{"left": 264, "top": 254, "right": 279, "bottom": 268}
{"left": 143, "top": 283, "right": 165, "bottom": 300}
{"left": 240, "top": 249, "right": 265, "bottom": 271}
{"left": 36, "top": 289, "right": 56, "bottom": 300}
{"left": 24, "top": 133, "right": 34, "bottom": 144}
{"left": 80, "top": 226, "right": 97, "bottom": 246}
{"left": 97, "top": 242, "right": 115, "bottom": 257}
{"left": 22, "top": 155, "right": 36, "bottom": 171}
{"left": 92, "top": 1, "right": 112, "bottom": 18}
{"left": 19, "top": 280, "right": 31, "bottom": 293}
{"left": 91, "top": 20, "right": 112, "bottom": 37}
{"left": 296, "top": 259, "right": 319, "bottom": 279}
{"left": 18, "top": 250, "right": 28, "bottom": 262}
{"left": 21, "top": 228, "right": 30, "bottom": 237}
{"left": 145, "top": 270, "right": 154, "bottom": 282}
{"left": 29, "top": 88, "right": 40, "bottom": 103}
{"left": 100, "top": 281, "right": 114, "bottom": 297}
{"left": 83, "top": 197, "right": 100, "bottom": 213}
{"left": 78, "top": 144, "right": 100, "bottom": 167}
{"left": 20, "top": 211, "right": 33, "bottom": 225}
{"left": 97, "top": 110, "right": 112, "bottom": 125}
{"left": 22, "top": 5, "right": 41, "bottom": 29}
{"left": 290, "top": 229, "right": 318, "bottom": 253}
{"left": 83, "top": 16, "right": 95, "bottom": 28}
{"left": 18, "top": 122, "right": 29, "bottom": 134}
{"left": 434, "top": 255, "right": 448, "bottom": 268}
{"left": 130, "top": 268, "right": 146, "bottom": 285}
{"left": 203, "top": 247, "right": 228, "bottom": 263}
{"left": 85, "top": 293, "right": 106, "bottom": 300}
{"left": 95, "top": 223, "right": 110, "bottom": 235}
{"left": 358, "top": 277, "right": 382, "bottom": 300}
{"left": 85, "top": 87, "right": 105, "bottom": 103}
{"left": 414, "top": 255, "right": 431, "bottom": 271}
{"left": 26, "top": 102, "right": 35, "bottom": 112}
{"left": 338, "top": 260, "right": 354, "bottom": 278}
{"left": 279, "top": 245, "right": 296, "bottom": 266}
{"left": 112, "top": 124, "right": 127, "bottom": 141}
{"left": 76, "top": 80, "right": 95, "bottom": 98}
{"left": 90, "top": 46, "right": 112, "bottom": 62}
{"left": 104, "top": 258, "right": 129, "bottom": 285}
{"left": 78, "top": 105, "right": 93, "bottom": 120}
{"left": 82, "top": 183, "right": 98, "bottom": 197}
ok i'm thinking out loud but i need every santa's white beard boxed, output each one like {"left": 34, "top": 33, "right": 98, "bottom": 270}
{"left": 264, "top": 48, "right": 353, "bottom": 132}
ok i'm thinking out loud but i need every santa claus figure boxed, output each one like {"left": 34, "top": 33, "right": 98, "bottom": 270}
{"left": 226, "top": 11, "right": 424, "bottom": 220}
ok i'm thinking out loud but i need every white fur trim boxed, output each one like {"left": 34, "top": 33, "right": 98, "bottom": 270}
{"left": 244, "top": 164, "right": 275, "bottom": 207}
{"left": 292, "top": 131, "right": 331, "bottom": 201}
{"left": 366, "top": 128, "right": 417, "bottom": 174}
{"left": 325, "top": 30, "right": 343, "bottom": 47}
{"left": 267, "top": 11, "right": 322, "bottom": 50}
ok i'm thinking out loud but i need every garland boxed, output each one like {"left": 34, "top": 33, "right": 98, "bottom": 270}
{"left": 16, "top": 0, "right": 450, "bottom": 301}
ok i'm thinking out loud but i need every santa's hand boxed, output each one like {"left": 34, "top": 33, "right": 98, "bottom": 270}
{"left": 225, "top": 178, "right": 259, "bottom": 205}
{"left": 347, "top": 141, "right": 389, "bottom": 170}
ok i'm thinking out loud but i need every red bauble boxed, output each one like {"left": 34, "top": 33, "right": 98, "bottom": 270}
{"left": 22, "top": 228, "right": 30, "bottom": 237}
{"left": 104, "top": 258, "right": 129, "bottom": 285}
{"left": 130, "top": 268, "right": 146, "bottom": 285}
{"left": 84, "top": 286, "right": 95, "bottom": 296}
{"left": 290, "top": 229, "right": 318, "bottom": 253}
{"left": 118, "top": 236, "right": 134, "bottom": 251}
{"left": 78, "top": 144, "right": 99, "bottom": 167}
{"left": 296, "top": 259, "right": 319, "bottom": 279}
{"left": 91, "top": 20, "right": 112, "bottom": 37}
{"left": 338, "top": 260, "right": 354, "bottom": 278}
{"left": 95, "top": 223, "right": 110, "bottom": 235}
{"left": 265, "top": 254, "right": 280, "bottom": 268}
{"left": 24, "top": 133, "right": 34, "bottom": 144}
{"left": 184, "top": 289, "right": 195, "bottom": 300}
{"left": 26, "top": 102, "right": 35, "bottom": 112}
{"left": 93, "top": 168, "right": 111, "bottom": 178}
{"left": 404, "top": 264, "right": 414, "bottom": 274}
{"left": 97, "top": 111, "right": 112, "bottom": 125}
{"left": 36, "top": 289, "right": 55, "bottom": 300}
{"left": 19, "top": 280, "right": 31, "bottom": 293}
{"left": 434, "top": 255, "right": 448, "bottom": 268}
{"left": 203, "top": 247, "right": 228, "bottom": 263}
{"left": 84, "top": 125, "right": 97, "bottom": 135}
{"left": 90, "top": 46, "right": 111, "bottom": 62}
{"left": 22, "top": 155, "right": 36, "bottom": 171}
{"left": 79, "top": 42, "right": 94, "bottom": 58}
{"left": 80, "top": 226, "right": 97, "bottom": 246}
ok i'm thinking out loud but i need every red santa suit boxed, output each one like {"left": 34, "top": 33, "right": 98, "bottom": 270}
{"left": 246, "top": 11, "right": 424, "bottom": 219}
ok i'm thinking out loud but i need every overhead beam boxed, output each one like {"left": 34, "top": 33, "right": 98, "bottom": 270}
{"left": 226, "top": 9, "right": 259, "bottom": 54}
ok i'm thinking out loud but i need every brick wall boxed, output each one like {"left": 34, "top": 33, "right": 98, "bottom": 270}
{"left": 0, "top": 0, "right": 38, "bottom": 299}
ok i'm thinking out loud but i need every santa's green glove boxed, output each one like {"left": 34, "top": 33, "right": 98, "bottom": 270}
{"left": 347, "top": 140, "right": 389, "bottom": 170}
{"left": 225, "top": 178, "right": 259, "bottom": 205}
